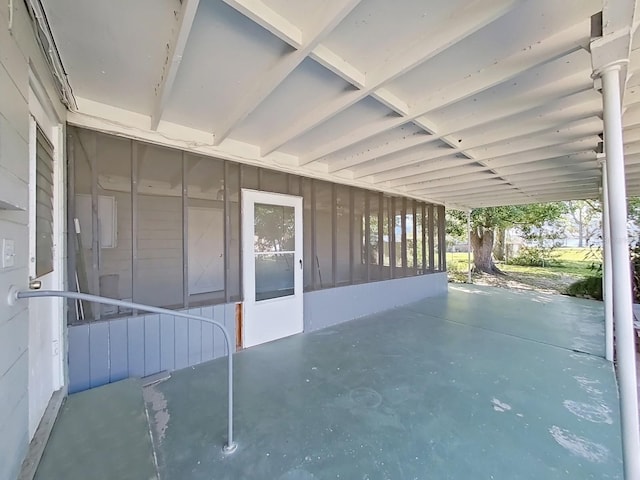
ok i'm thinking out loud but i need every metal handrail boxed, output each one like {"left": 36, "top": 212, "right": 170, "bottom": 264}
{"left": 12, "top": 288, "right": 238, "bottom": 454}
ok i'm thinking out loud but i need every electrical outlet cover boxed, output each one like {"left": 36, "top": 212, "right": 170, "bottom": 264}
{"left": 2, "top": 239, "right": 15, "bottom": 268}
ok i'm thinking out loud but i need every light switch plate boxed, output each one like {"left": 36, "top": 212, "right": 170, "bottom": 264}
{"left": 2, "top": 239, "right": 15, "bottom": 268}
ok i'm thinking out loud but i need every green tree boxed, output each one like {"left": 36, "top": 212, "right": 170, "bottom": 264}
{"left": 564, "top": 200, "right": 601, "bottom": 247}
{"left": 448, "top": 203, "right": 567, "bottom": 274}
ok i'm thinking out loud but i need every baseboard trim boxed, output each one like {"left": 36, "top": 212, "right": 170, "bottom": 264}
{"left": 18, "top": 388, "right": 66, "bottom": 480}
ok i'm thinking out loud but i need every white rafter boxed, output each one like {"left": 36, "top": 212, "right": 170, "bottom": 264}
{"left": 261, "top": 0, "right": 520, "bottom": 156}
{"left": 151, "top": 0, "right": 201, "bottom": 130}
{"left": 222, "top": 0, "right": 302, "bottom": 48}
{"left": 213, "top": 0, "right": 362, "bottom": 146}
{"left": 298, "top": 20, "right": 593, "bottom": 165}
{"left": 354, "top": 104, "right": 600, "bottom": 181}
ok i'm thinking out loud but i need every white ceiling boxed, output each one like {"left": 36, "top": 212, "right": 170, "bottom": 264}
{"left": 42, "top": 0, "right": 640, "bottom": 208}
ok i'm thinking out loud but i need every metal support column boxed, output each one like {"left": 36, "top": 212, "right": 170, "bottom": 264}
{"left": 599, "top": 62, "right": 640, "bottom": 479}
{"left": 601, "top": 161, "right": 614, "bottom": 362}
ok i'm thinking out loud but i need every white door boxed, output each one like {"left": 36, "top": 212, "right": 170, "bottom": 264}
{"left": 242, "top": 190, "right": 303, "bottom": 348}
{"left": 27, "top": 108, "right": 64, "bottom": 438}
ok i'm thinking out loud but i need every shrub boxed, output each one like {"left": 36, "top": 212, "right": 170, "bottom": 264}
{"left": 508, "top": 246, "right": 561, "bottom": 267}
{"left": 632, "top": 242, "right": 640, "bottom": 302}
{"left": 566, "top": 276, "right": 603, "bottom": 300}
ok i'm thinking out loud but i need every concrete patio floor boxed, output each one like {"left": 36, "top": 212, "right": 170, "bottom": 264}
{"left": 146, "top": 285, "right": 621, "bottom": 479}
{"left": 35, "top": 284, "right": 622, "bottom": 479}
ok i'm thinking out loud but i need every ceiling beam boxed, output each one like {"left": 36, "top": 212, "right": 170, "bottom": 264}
{"left": 516, "top": 179, "right": 597, "bottom": 192}
{"left": 309, "top": 44, "right": 366, "bottom": 88}
{"left": 334, "top": 84, "right": 598, "bottom": 177}
{"left": 222, "top": 0, "right": 302, "bottom": 48}
{"left": 298, "top": 20, "right": 592, "bottom": 164}
{"left": 260, "top": 0, "right": 519, "bottom": 157}
{"left": 506, "top": 169, "right": 602, "bottom": 188}
{"left": 369, "top": 131, "right": 599, "bottom": 185}
{"left": 484, "top": 141, "right": 598, "bottom": 168}
{"left": 443, "top": 185, "right": 598, "bottom": 204}
{"left": 213, "top": 0, "right": 362, "bottom": 146}
{"left": 151, "top": 0, "right": 201, "bottom": 130}
{"left": 360, "top": 155, "right": 476, "bottom": 182}
{"left": 495, "top": 158, "right": 598, "bottom": 177}
{"left": 327, "top": 131, "right": 435, "bottom": 173}
{"left": 360, "top": 116, "right": 600, "bottom": 181}
{"left": 413, "top": 179, "right": 510, "bottom": 197}
{"left": 468, "top": 191, "right": 600, "bottom": 206}
{"left": 469, "top": 117, "right": 602, "bottom": 158}
{"left": 405, "top": 171, "right": 499, "bottom": 192}
{"left": 390, "top": 165, "right": 489, "bottom": 189}
{"left": 434, "top": 55, "right": 595, "bottom": 134}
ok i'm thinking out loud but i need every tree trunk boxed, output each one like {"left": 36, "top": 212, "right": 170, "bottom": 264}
{"left": 471, "top": 227, "right": 502, "bottom": 274}
{"left": 578, "top": 207, "right": 584, "bottom": 248}
{"left": 493, "top": 227, "right": 506, "bottom": 261}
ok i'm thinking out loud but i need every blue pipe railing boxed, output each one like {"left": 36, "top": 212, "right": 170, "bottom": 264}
{"left": 12, "top": 288, "right": 238, "bottom": 454}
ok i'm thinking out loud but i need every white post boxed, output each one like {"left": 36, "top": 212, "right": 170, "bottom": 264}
{"left": 601, "top": 162, "right": 614, "bottom": 362}
{"left": 467, "top": 210, "right": 472, "bottom": 284}
{"left": 599, "top": 62, "right": 640, "bottom": 479}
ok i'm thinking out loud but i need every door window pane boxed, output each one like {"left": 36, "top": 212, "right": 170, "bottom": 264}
{"left": 254, "top": 203, "right": 295, "bottom": 301}
{"left": 254, "top": 204, "right": 295, "bottom": 252}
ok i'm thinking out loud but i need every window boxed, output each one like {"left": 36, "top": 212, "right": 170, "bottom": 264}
{"left": 35, "top": 127, "right": 54, "bottom": 277}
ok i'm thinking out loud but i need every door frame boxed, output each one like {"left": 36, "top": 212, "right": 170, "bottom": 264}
{"left": 27, "top": 71, "right": 65, "bottom": 438}
{"left": 241, "top": 189, "right": 303, "bottom": 348}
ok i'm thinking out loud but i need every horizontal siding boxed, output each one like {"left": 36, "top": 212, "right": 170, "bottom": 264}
{"left": 68, "top": 304, "right": 237, "bottom": 393}
{"left": 0, "top": 1, "right": 66, "bottom": 478}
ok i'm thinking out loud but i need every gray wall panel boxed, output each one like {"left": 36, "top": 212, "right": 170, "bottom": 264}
{"left": 144, "top": 315, "right": 161, "bottom": 376}
{"left": 109, "top": 319, "right": 129, "bottom": 383}
{"left": 68, "top": 304, "right": 238, "bottom": 392}
{"left": 68, "top": 325, "right": 90, "bottom": 393}
{"left": 126, "top": 317, "right": 145, "bottom": 377}
{"left": 88, "top": 322, "right": 110, "bottom": 388}
{"left": 304, "top": 273, "right": 448, "bottom": 332}
{"left": 159, "top": 314, "right": 175, "bottom": 372}
{"left": 188, "top": 310, "right": 202, "bottom": 366}
{"left": 174, "top": 314, "right": 189, "bottom": 370}
{"left": 217, "top": 304, "right": 230, "bottom": 355}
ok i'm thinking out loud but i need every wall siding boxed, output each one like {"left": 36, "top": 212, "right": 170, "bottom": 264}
{"left": 67, "top": 304, "right": 237, "bottom": 393}
{"left": 69, "top": 274, "right": 446, "bottom": 392}
{"left": 0, "top": 1, "right": 66, "bottom": 479}
{"left": 304, "top": 272, "right": 448, "bottom": 332}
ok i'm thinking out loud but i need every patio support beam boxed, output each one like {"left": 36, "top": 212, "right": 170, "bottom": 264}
{"left": 262, "top": 0, "right": 518, "bottom": 157}
{"left": 296, "top": 21, "right": 591, "bottom": 165}
{"left": 600, "top": 160, "right": 614, "bottom": 362}
{"left": 151, "top": 0, "right": 201, "bottom": 130}
{"left": 598, "top": 61, "right": 640, "bottom": 479}
{"left": 213, "top": 0, "right": 362, "bottom": 146}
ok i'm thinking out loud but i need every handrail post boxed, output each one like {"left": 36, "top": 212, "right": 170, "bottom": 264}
{"left": 9, "top": 288, "right": 238, "bottom": 454}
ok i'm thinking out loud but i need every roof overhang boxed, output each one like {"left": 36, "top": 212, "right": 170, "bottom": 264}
{"left": 39, "top": 0, "right": 640, "bottom": 208}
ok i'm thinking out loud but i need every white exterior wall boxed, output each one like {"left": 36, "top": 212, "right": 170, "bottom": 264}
{"left": 0, "top": 3, "right": 66, "bottom": 479}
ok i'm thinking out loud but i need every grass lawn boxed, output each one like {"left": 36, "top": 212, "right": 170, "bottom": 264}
{"left": 447, "top": 247, "right": 600, "bottom": 294}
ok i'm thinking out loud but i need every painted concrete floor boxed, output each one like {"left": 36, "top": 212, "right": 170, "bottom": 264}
{"left": 145, "top": 285, "right": 622, "bottom": 479}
